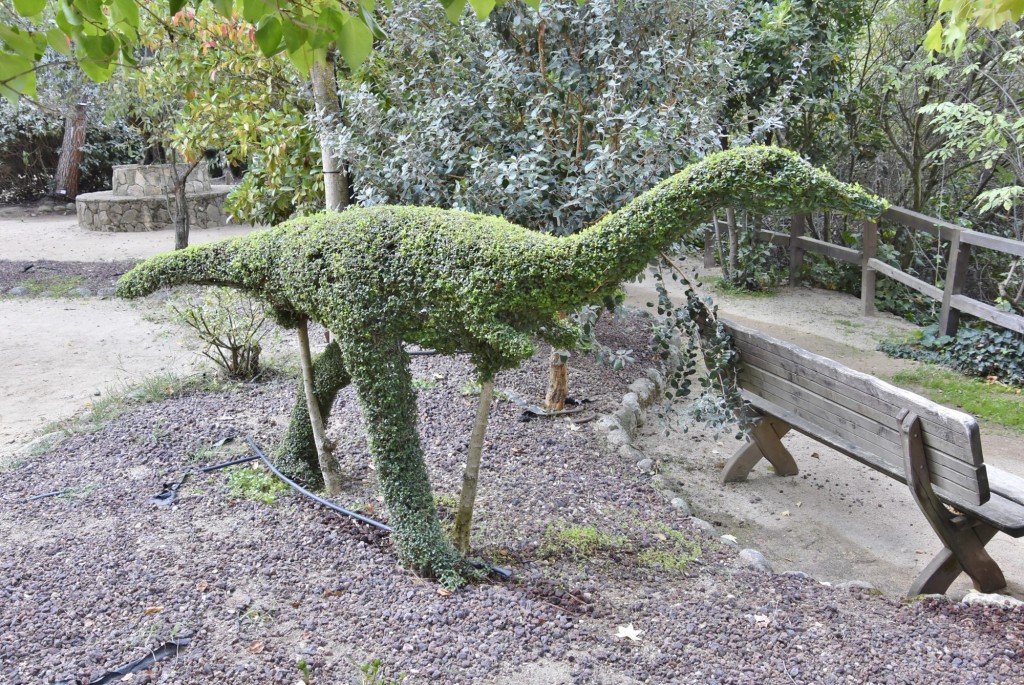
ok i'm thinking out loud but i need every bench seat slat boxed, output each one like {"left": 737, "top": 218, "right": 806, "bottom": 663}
{"left": 727, "top": 322, "right": 984, "bottom": 461}
{"left": 742, "top": 390, "right": 987, "bottom": 505}
{"left": 956, "top": 493, "right": 1024, "bottom": 538}
{"left": 739, "top": 365, "right": 982, "bottom": 481}
{"left": 735, "top": 341, "right": 971, "bottom": 454}
{"left": 987, "top": 467, "right": 1024, "bottom": 507}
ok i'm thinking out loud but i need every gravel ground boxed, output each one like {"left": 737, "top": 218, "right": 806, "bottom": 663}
{"left": 1, "top": 312, "right": 1022, "bottom": 684}
{"left": 0, "top": 260, "right": 137, "bottom": 294}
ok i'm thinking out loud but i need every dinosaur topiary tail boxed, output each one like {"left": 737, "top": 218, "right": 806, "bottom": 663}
{"left": 116, "top": 232, "right": 281, "bottom": 300}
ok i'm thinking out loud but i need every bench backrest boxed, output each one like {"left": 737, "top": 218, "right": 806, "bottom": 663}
{"left": 723, "top": 319, "right": 989, "bottom": 506}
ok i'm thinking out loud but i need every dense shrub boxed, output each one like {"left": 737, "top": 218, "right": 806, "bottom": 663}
{"left": 334, "top": 0, "right": 755, "bottom": 234}
{"left": 880, "top": 323, "right": 1024, "bottom": 387}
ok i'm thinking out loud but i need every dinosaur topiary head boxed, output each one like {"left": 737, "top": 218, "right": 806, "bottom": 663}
{"left": 680, "top": 146, "right": 886, "bottom": 219}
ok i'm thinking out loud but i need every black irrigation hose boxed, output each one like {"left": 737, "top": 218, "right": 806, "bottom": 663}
{"left": 22, "top": 489, "right": 69, "bottom": 503}
{"left": 51, "top": 638, "right": 191, "bottom": 685}
{"left": 199, "top": 454, "right": 259, "bottom": 472}
{"left": 244, "top": 437, "right": 513, "bottom": 580}
{"left": 245, "top": 436, "right": 393, "bottom": 532}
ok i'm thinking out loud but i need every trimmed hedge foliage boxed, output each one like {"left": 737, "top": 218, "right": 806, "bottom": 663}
{"left": 118, "top": 145, "right": 884, "bottom": 585}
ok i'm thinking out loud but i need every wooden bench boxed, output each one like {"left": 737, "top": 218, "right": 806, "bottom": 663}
{"left": 719, "top": 319, "right": 1024, "bottom": 596}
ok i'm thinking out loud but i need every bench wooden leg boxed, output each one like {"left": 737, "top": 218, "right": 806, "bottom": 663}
{"left": 900, "top": 412, "right": 1006, "bottom": 596}
{"left": 721, "top": 417, "right": 798, "bottom": 483}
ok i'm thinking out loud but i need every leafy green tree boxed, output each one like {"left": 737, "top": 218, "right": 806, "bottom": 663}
{"left": 925, "top": 0, "right": 1024, "bottom": 55}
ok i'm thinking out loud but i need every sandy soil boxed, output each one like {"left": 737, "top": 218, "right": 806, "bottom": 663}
{"left": 624, "top": 264, "right": 1024, "bottom": 600}
{"left": 0, "top": 218, "right": 264, "bottom": 457}
{"left": 0, "top": 214, "right": 257, "bottom": 262}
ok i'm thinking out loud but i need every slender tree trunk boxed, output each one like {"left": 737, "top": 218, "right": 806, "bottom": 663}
{"left": 453, "top": 379, "right": 494, "bottom": 554}
{"left": 726, "top": 208, "right": 739, "bottom": 278}
{"left": 310, "top": 54, "right": 349, "bottom": 211}
{"left": 296, "top": 318, "right": 345, "bottom": 495}
{"left": 544, "top": 349, "right": 568, "bottom": 411}
{"left": 171, "top": 158, "right": 203, "bottom": 251}
{"left": 53, "top": 102, "right": 87, "bottom": 200}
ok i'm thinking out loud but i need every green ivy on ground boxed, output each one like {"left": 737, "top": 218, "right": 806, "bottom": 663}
{"left": 118, "top": 145, "right": 884, "bottom": 586}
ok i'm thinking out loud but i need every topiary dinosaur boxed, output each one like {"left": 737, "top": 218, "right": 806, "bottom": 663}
{"left": 117, "top": 145, "right": 885, "bottom": 587}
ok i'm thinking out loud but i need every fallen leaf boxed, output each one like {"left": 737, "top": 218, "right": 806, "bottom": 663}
{"left": 323, "top": 589, "right": 344, "bottom": 598}
{"left": 754, "top": 614, "right": 771, "bottom": 628}
{"left": 653, "top": 533, "right": 667, "bottom": 542}
{"left": 196, "top": 580, "right": 209, "bottom": 592}
{"left": 437, "top": 588, "right": 453, "bottom": 598}
{"left": 616, "top": 623, "right": 643, "bottom": 641}
{"left": 143, "top": 606, "right": 163, "bottom": 615}
{"left": 810, "top": 452, "right": 820, "bottom": 459}
{"left": 249, "top": 641, "right": 264, "bottom": 654}
{"left": 720, "top": 534, "right": 738, "bottom": 544}
{"left": 796, "top": 502, "right": 803, "bottom": 508}
{"left": 781, "top": 510, "right": 791, "bottom": 517}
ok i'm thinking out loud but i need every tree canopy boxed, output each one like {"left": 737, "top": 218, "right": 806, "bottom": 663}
{"left": 0, "top": 0, "right": 518, "bottom": 102}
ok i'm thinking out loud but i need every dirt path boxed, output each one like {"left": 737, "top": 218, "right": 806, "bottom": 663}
{"left": 0, "top": 217, "right": 262, "bottom": 458}
{"left": 624, "top": 262, "right": 1024, "bottom": 600}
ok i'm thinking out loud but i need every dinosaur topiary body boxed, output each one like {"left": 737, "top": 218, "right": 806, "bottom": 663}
{"left": 118, "top": 146, "right": 885, "bottom": 585}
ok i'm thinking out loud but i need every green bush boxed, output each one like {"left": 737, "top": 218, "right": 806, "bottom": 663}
{"left": 167, "top": 287, "right": 272, "bottom": 381}
{"left": 880, "top": 323, "right": 1024, "bottom": 387}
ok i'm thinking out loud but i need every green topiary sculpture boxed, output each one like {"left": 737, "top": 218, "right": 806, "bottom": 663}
{"left": 118, "top": 146, "right": 885, "bottom": 586}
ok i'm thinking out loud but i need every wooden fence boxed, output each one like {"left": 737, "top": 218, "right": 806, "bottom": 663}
{"left": 704, "top": 206, "right": 1024, "bottom": 338}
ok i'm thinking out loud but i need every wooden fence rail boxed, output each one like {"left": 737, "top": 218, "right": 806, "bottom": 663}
{"left": 704, "top": 206, "right": 1024, "bottom": 338}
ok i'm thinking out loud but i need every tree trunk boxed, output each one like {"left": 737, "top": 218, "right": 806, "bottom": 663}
{"left": 544, "top": 348, "right": 569, "bottom": 411}
{"left": 296, "top": 318, "right": 345, "bottom": 495}
{"left": 275, "top": 340, "right": 351, "bottom": 488}
{"left": 53, "top": 102, "right": 87, "bottom": 200}
{"left": 171, "top": 158, "right": 203, "bottom": 251}
{"left": 453, "top": 379, "right": 494, "bottom": 553}
{"left": 310, "top": 54, "right": 349, "bottom": 211}
{"left": 726, "top": 208, "right": 739, "bottom": 278}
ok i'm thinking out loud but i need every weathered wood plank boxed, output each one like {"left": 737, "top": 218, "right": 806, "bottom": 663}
{"left": 987, "top": 467, "right": 1024, "bottom": 507}
{"left": 883, "top": 206, "right": 962, "bottom": 242}
{"left": 741, "top": 376, "right": 985, "bottom": 498}
{"left": 957, "top": 492, "right": 1024, "bottom": 537}
{"left": 756, "top": 229, "right": 791, "bottom": 247}
{"left": 730, "top": 328, "right": 977, "bottom": 452}
{"left": 735, "top": 344, "right": 975, "bottom": 458}
{"left": 725, "top": 320, "right": 984, "bottom": 454}
{"left": 960, "top": 229, "right": 1024, "bottom": 258}
{"left": 866, "top": 258, "right": 944, "bottom": 300}
{"left": 739, "top": 367, "right": 982, "bottom": 484}
{"left": 795, "top": 236, "right": 861, "bottom": 264}
{"left": 742, "top": 391, "right": 986, "bottom": 505}
{"left": 949, "top": 294, "right": 1024, "bottom": 335}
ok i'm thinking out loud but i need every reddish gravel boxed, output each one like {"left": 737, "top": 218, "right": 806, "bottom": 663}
{"left": 1, "top": 313, "right": 1021, "bottom": 684}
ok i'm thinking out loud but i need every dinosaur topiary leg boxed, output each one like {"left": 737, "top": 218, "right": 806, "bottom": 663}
{"left": 274, "top": 340, "right": 351, "bottom": 488}
{"left": 345, "top": 337, "right": 470, "bottom": 588}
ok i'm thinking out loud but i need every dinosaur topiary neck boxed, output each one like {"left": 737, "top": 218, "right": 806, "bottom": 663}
{"left": 555, "top": 146, "right": 884, "bottom": 304}
{"left": 558, "top": 170, "right": 712, "bottom": 301}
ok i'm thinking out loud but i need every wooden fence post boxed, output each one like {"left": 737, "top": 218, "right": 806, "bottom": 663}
{"left": 939, "top": 230, "right": 971, "bottom": 337}
{"left": 861, "top": 219, "right": 878, "bottom": 316}
{"left": 703, "top": 221, "right": 716, "bottom": 267}
{"left": 789, "top": 214, "right": 805, "bottom": 286}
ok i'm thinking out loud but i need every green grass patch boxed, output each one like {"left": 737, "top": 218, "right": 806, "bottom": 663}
{"left": 637, "top": 522, "right": 702, "bottom": 571}
{"left": 891, "top": 366, "right": 1024, "bottom": 432}
{"left": 226, "top": 465, "right": 288, "bottom": 505}
{"left": 13, "top": 275, "right": 86, "bottom": 297}
{"left": 542, "top": 522, "right": 628, "bottom": 558}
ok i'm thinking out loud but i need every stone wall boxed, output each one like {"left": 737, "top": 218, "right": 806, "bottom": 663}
{"left": 76, "top": 187, "right": 231, "bottom": 233}
{"left": 111, "top": 164, "right": 212, "bottom": 197}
